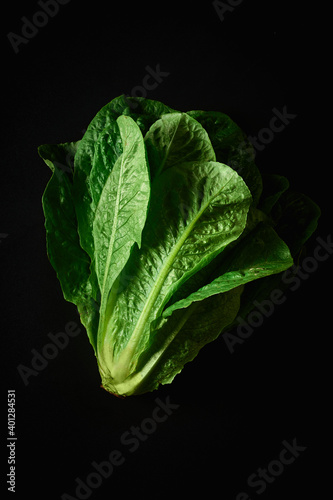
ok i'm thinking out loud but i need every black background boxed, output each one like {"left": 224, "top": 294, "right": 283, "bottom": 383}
{"left": 2, "top": 1, "right": 330, "bottom": 499}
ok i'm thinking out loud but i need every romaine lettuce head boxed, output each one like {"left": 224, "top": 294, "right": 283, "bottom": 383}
{"left": 39, "top": 95, "right": 320, "bottom": 397}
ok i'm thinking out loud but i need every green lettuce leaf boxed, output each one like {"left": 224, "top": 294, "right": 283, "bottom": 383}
{"left": 93, "top": 115, "right": 150, "bottom": 338}
{"left": 144, "top": 112, "right": 216, "bottom": 178}
{"left": 40, "top": 141, "right": 87, "bottom": 302}
{"left": 187, "top": 109, "right": 263, "bottom": 206}
{"left": 39, "top": 142, "right": 99, "bottom": 351}
{"left": 162, "top": 222, "right": 293, "bottom": 317}
{"left": 258, "top": 174, "right": 290, "bottom": 215}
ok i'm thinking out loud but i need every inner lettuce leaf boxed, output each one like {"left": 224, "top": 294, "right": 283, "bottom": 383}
{"left": 39, "top": 95, "right": 320, "bottom": 397}
{"left": 92, "top": 115, "right": 150, "bottom": 344}
{"left": 144, "top": 112, "right": 216, "bottom": 178}
{"left": 187, "top": 109, "right": 263, "bottom": 206}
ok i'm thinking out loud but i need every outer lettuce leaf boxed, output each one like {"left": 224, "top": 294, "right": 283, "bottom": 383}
{"left": 258, "top": 174, "right": 290, "bottom": 215}
{"left": 270, "top": 190, "right": 321, "bottom": 256}
{"left": 39, "top": 142, "right": 99, "bottom": 351}
{"left": 40, "top": 141, "right": 90, "bottom": 304}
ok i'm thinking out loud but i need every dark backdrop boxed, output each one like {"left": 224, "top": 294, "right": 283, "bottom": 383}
{"left": 2, "top": 2, "right": 329, "bottom": 499}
